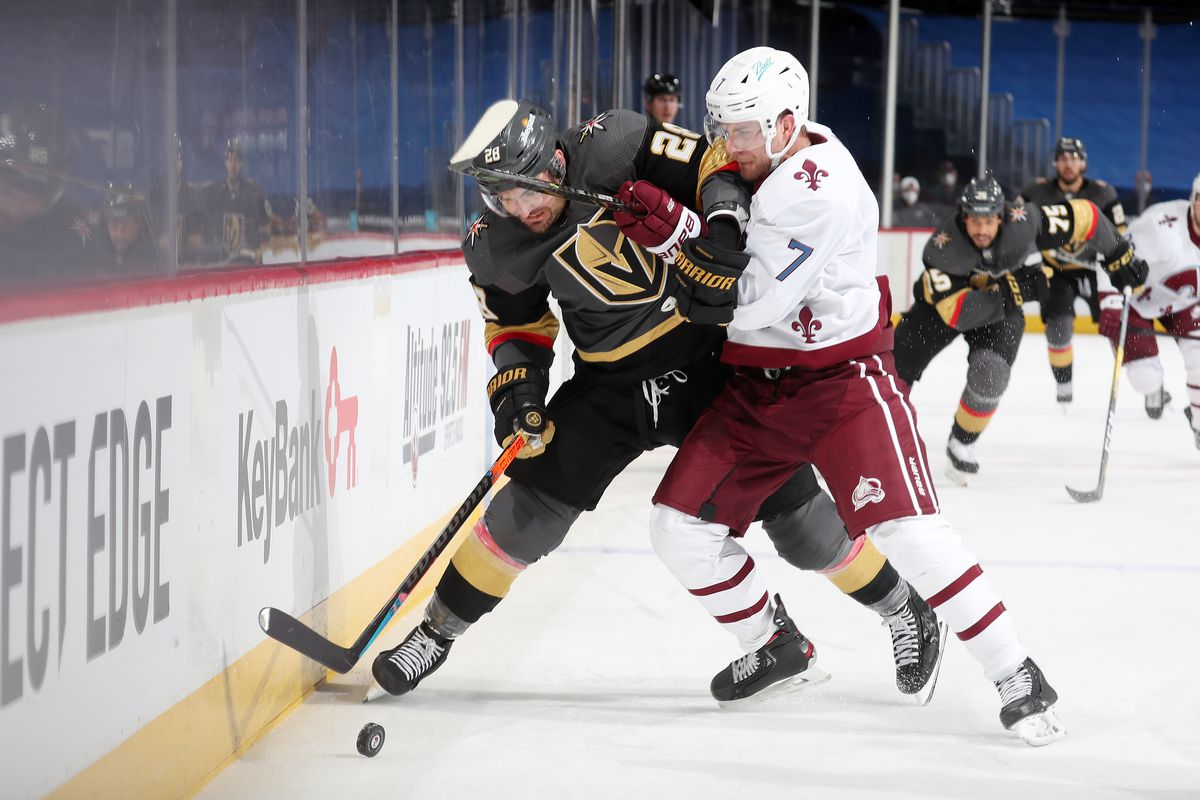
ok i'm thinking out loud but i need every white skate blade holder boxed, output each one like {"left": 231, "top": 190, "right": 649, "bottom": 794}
{"left": 1011, "top": 709, "right": 1066, "bottom": 747}
{"left": 943, "top": 462, "right": 969, "bottom": 487}
{"left": 363, "top": 683, "right": 388, "bottom": 704}
{"left": 716, "top": 662, "right": 831, "bottom": 710}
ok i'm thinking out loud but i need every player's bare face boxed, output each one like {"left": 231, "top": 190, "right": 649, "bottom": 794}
{"left": 964, "top": 214, "right": 1001, "bottom": 248}
{"left": 0, "top": 180, "right": 50, "bottom": 230}
{"left": 498, "top": 174, "right": 567, "bottom": 234}
{"left": 226, "top": 152, "right": 243, "bottom": 181}
{"left": 1055, "top": 154, "right": 1084, "bottom": 186}
{"left": 107, "top": 216, "right": 141, "bottom": 254}
{"left": 1192, "top": 195, "right": 1200, "bottom": 233}
{"left": 645, "top": 95, "right": 680, "bottom": 125}
{"left": 722, "top": 121, "right": 770, "bottom": 181}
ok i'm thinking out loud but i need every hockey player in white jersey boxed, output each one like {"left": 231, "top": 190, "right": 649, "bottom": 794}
{"left": 1097, "top": 173, "right": 1200, "bottom": 448}
{"left": 644, "top": 46, "right": 1065, "bottom": 745}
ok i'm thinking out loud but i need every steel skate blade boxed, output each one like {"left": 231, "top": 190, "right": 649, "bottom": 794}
{"left": 1011, "top": 708, "right": 1066, "bottom": 747}
{"left": 943, "top": 462, "right": 969, "bottom": 487}
{"left": 363, "top": 683, "right": 389, "bottom": 704}
{"left": 910, "top": 621, "right": 950, "bottom": 707}
{"left": 716, "top": 663, "right": 831, "bottom": 710}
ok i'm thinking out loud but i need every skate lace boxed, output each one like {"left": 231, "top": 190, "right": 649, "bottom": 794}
{"left": 995, "top": 665, "right": 1033, "bottom": 706}
{"left": 884, "top": 606, "right": 920, "bottom": 668}
{"left": 641, "top": 370, "right": 688, "bottom": 428}
{"left": 387, "top": 629, "right": 445, "bottom": 680}
{"left": 730, "top": 652, "right": 761, "bottom": 684}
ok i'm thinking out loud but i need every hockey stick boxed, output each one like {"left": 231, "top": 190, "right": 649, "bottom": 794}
{"left": 259, "top": 432, "right": 529, "bottom": 672}
{"left": 449, "top": 162, "right": 637, "bottom": 213}
{"left": 1066, "top": 285, "right": 1133, "bottom": 503}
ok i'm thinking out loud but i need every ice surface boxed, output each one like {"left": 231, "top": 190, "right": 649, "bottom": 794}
{"left": 200, "top": 334, "right": 1200, "bottom": 800}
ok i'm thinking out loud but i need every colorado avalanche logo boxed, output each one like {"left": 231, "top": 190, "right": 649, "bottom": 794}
{"left": 791, "top": 306, "right": 823, "bottom": 343}
{"left": 794, "top": 159, "right": 828, "bottom": 191}
{"left": 577, "top": 112, "right": 611, "bottom": 142}
{"left": 852, "top": 476, "right": 886, "bottom": 511}
{"left": 465, "top": 214, "right": 488, "bottom": 248}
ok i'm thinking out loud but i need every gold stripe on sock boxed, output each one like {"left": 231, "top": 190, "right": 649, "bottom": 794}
{"left": 824, "top": 538, "right": 887, "bottom": 594}
{"left": 449, "top": 529, "right": 525, "bottom": 599}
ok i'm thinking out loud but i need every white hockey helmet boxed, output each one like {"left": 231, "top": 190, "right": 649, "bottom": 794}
{"left": 704, "top": 47, "right": 810, "bottom": 167}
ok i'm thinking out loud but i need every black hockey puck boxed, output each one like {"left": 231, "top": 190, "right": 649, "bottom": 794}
{"left": 356, "top": 722, "right": 385, "bottom": 757}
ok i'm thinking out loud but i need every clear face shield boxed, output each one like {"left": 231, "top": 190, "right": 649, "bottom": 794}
{"left": 480, "top": 183, "right": 555, "bottom": 218}
{"left": 703, "top": 111, "right": 799, "bottom": 168}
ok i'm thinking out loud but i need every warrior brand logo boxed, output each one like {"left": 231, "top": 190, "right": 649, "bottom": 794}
{"left": 402, "top": 320, "right": 473, "bottom": 486}
{"left": 791, "top": 306, "right": 822, "bottom": 343}
{"left": 237, "top": 345, "right": 361, "bottom": 563}
{"left": 907, "top": 456, "right": 928, "bottom": 497}
{"left": 2, "top": 396, "right": 174, "bottom": 707}
{"left": 675, "top": 252, "right": 738, "bottom": 292}
{"left": 851, "top": 476, "right": 885, "bottom": 511}
{"left": 553, "top": 209, "right": 665, "bottom": 305}
{"left": 794, "top": 159, "right": 828, "bottom": 191}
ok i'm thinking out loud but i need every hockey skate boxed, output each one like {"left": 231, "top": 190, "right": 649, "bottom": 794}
{"left": 710, "top": 594, "right": 829, "bottom": 706}
{"left": 1055, "top": 381, "right": 1072, "bottom": 410}
{"left": 1185, "top": 408, "right": 1200, "bottom": 451}
{"left": 883, "top": 587, "right": 948, "bottom": 705}
{"left": 1145, "top": 388, "right": 1171, "bottom": 420}
{"left": 944, "top": 435, "right": 978, "bottom": 486}
{"left": 995, "top": 658, "right": 1065, "bottom": 746}
{"left": 371, "top": 622, "right": 453, "bottom": 697}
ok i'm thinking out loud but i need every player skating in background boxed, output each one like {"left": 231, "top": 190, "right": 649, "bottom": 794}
{"left": 894, "top": 176, "right": 1143, "bottom": 484}
{"left": 1096, "top": 173, "right": 1200, "bottom": 450}
{"left": 1019, "top": 137, "right": 1129, "bottom": 409}
{"left": 646, "top": 45, "right": 1066, "bottom": 745}
{"left": 370, "top": 99, "right": 945, "bottom": 703}
{"left": 642, "top": 73, "right": 682, "bottom": 126}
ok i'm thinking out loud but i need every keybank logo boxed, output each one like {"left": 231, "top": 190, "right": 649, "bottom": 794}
{"left": 237, "top": 345, "right": 361, "bottom": 563}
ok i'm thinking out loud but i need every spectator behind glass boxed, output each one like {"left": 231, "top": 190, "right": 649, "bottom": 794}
{"left": 892, "top": 176, "right": 940, "bottom": 227}
{"left": 198, "top": 137, "right": 271, "bottom": 265}
{"left": 643, "top": 73, "right": 682, "bottom": 126}
{"left": 98, "top": 181, "right": 159, "bottom": 278}
{"left": 928, "top": 159, "right": 960, "bottom": 208}
{"left": 0, "top": 104, "right": 95, "bottom": 289}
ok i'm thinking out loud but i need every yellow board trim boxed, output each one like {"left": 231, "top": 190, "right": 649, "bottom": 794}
{"left": 824, "top": 538, "right": 887, "bottom": 595}
{"left": 46, "top": 502, "right": 484, "bottom": 800}
{"left": 575, "top": 312, "right": 686, "bottom": 363}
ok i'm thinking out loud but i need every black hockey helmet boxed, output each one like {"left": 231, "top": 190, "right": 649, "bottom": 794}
{"left": 104, "top": 181, "right": 146, "bottom": 220}
{"left": 1054, "top": 136, "right": 1086, "bottom": 161}
{"left": 0, "top": 104, "right": 69, "bottom": 209}
{"left": 959, "top": 176, "right": 1005, "bottom": 217}
{"left": 643, "top": 73, "right": 682, "bottom": 99}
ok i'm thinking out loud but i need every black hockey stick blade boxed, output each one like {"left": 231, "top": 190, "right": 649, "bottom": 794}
{"left": 257, "top": 434, "right": 527, "bottom": 671}
{"left": 258, "top": 607, "right": 358, "bottom": 673}
{"left": 1065, "top": 485, "right": 1102, "bottom": 503}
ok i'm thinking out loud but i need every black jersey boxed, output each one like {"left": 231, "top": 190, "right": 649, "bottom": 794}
{"left": 199, "top": 176, "right": 270, "bottom": 262}
{"left": 0, "top": 197, "right": 97, "bottom": 290}
{"left": 914, "top": 198, "right": 1121, "bottom": 331}
{"left": 465, "top": 109, "right": 747, "bottom": 382}
{"left": 1019, "top": 177, "right": 1127, "bottom": 269}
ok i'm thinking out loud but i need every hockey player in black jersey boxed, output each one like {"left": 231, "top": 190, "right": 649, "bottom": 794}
{"left": 1018, "top": 137, "right": 1129, "bottom": 408}
{"left": 372, "top": 99, "right": 946, "bottom": 704}
{"left": 894, "top": 175, "right": 1146, "bottom": 485}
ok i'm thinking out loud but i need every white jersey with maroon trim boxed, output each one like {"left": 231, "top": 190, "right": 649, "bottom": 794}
{"left": 724, "top": 121, "right": 890, "bottom": 369}
{"left": 1103, "top": 200, "right": 1200, "bottom": 320}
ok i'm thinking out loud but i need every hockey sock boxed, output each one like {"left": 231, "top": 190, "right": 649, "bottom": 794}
{"left": 650, "top": 504, "right": 776, "bottom": 651}
{"left": 1124, "top": 355, "right": 1165, "bottom": 396}
{"left": 436, "top": 518, "right": 529, "bottom": 626}
{"left": 1045, "top": 316, "right": 1074, "bottom": 387}
{"left": 1178, "top": 339, "right": 1200, "bottom": 424}
{"left": 818, "top": 536, "right": 908, "bottom": 616}
{"left": 870, "top": 514, "right": 1028, "bottom": 681}
{"left": 951, "top": 349, "right": 1011, "bottom": 444}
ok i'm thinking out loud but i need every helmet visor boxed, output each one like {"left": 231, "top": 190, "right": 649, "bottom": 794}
{"left": 703, "top": 114, "right": 765, "bottom": 149}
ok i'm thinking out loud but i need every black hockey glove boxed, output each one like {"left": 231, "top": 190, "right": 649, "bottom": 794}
{"left": 667, "top": 238, "right": 750, "bottom": 326}
{"left": 487, "top": 363, "right": 554, "bottom": 459}
{"left": 1102, "top": 239, "right": 1149, "bottom": 291}
{"left": 997, "top": 265, "right": 1050, "bottom": 313}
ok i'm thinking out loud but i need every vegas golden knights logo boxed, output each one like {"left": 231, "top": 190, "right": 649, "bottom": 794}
{"left": 552, "top": 209, "right": 666, "bottom": 305}
{"left": 223, "top": 212, "right": 246, "bottom": 256}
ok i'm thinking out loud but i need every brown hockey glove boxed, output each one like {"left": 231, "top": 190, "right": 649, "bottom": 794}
{"left": 487, "top": 364, "right": 555, "bottom": 459}
{"left": 666, "top": 238, "right": 749, "bottom": 326}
